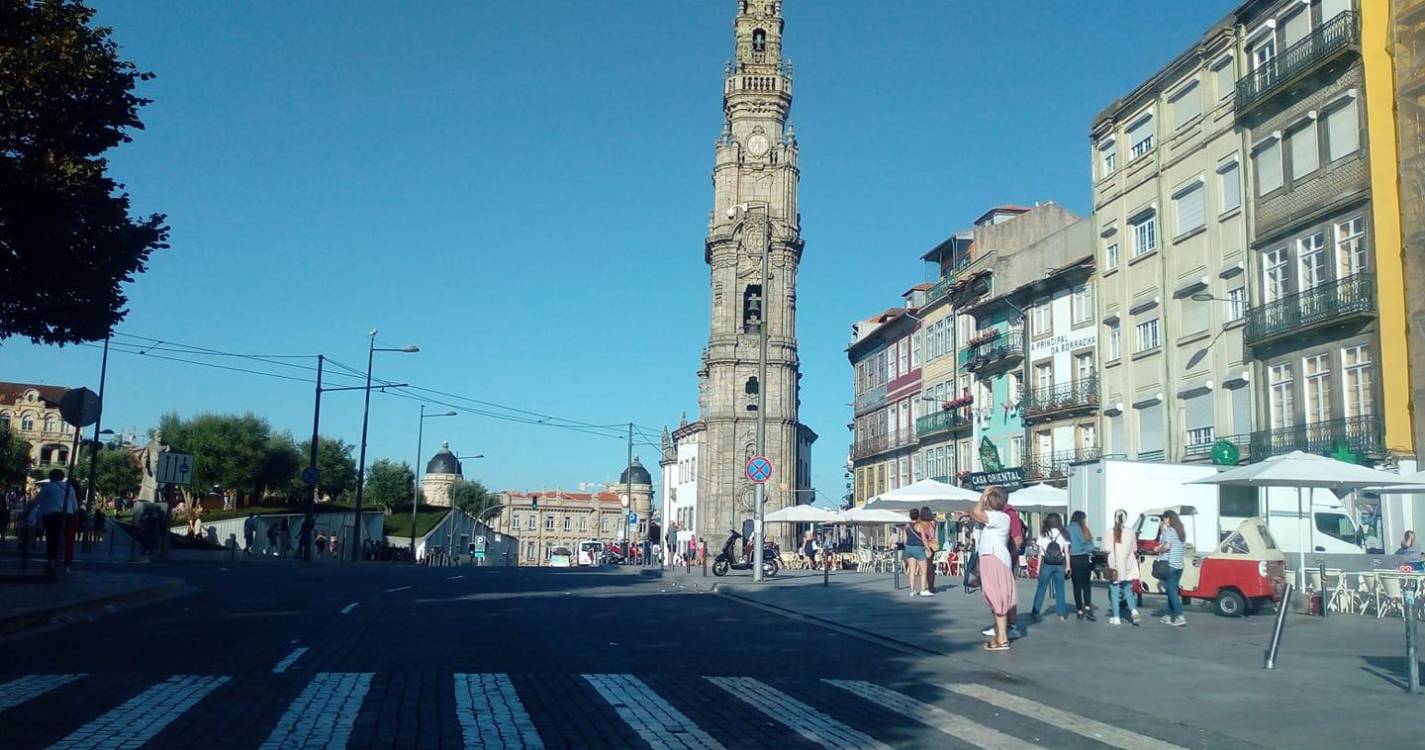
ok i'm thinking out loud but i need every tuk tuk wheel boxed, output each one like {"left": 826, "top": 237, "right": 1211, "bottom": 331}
{"left": 1213, "top": 589, "right": 1247, "bottom": 617}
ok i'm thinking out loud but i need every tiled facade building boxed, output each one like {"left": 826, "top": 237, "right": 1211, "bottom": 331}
{"left": 848, "top": 307, "right": 920, "bottom": 504}
{"left": 1390, "top": 0, "right": 1425, "bottom": 464}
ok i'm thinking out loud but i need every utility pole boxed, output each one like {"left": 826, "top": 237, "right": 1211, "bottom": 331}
{"left": 752, "top": 207, "right": 770, "bottom": 583}
{"left": 352, "top": 333, "right": 376, "bottom": 562}
{"left": 304, "top": 354, "right": 323, "bottom": 562}
{"left": 82, "top": 334, "right": 110, "bottom": 552}
{"left": 625, "top": 422, "right": 634, "bottom": 558}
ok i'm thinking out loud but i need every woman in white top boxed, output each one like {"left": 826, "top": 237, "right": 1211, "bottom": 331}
{"left": 968, "top": 485, "right": 1017, "bottom": 651}
{"left": 1105, "top": 509, "right": 1141, "bottom": 625}
{"left": 1029, "top": 513, "right": 1070, "bottom": 621}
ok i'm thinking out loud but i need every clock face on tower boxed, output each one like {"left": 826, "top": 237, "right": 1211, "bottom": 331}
{"left": 746, "top": 133, "right": 770, "bottom": 158}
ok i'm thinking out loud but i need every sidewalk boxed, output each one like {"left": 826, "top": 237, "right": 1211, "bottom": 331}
{"left": 665, "top": 567, "right": 1423, "bottom": 749}
{"left": 0, "top": 566, "right": 183, "bottom": 637}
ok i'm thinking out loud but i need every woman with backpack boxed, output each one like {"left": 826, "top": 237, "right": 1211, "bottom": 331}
{"left": 1029, "top": 512, "right": 1070, "bottom": 621}
{"left": 1106, "top": 509, "right": 1142, "bottom": 626}
{"left": 1068, "top": 510, "right": 1095, "bottom": 621}
{"left": 903, "top": 508, "right": 928, "bottom": 597}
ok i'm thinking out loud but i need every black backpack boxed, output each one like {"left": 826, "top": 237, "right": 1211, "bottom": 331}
{"left": 1042, "top": 532, "right": 1065, "bottom": 566}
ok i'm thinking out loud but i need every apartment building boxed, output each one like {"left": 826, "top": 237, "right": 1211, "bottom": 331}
{"left": 1090, "top": 16, "right": 1254, "bottom": 464}
{"left": 848, "top": 307, "right": 921, "bottom": 504}
{"left": 1235, "top": 0, "right": 1412, "bottom": 464}
{"left": 1391, "top": 0, "right": 1425, "bottom": 463}
{"left": 915, "top": 231, "right": 976, "bottom": 483}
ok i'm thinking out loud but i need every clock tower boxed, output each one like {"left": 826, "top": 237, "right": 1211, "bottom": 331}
{"left": 695, "top": 0, "right": 815, "bottom": 542}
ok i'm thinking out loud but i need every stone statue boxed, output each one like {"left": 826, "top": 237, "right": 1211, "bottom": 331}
{"left": 136, "top": 430, "right": 169, "bottom": 503}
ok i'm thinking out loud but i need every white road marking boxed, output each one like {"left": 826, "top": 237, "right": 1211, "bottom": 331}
{"left": 261, "top": 672, "right": 372, "bottom": 750}
{"left": 825, "top": 680, "right": 1021, "bottom": 749}
{"left": 272, "top": 647, "right": 309, "bottom": 673}
{"left": 48, "top": 674, "right": 228, "bottom": 749}
{"left": 584, "top": 674, "right": 724, "bottom": 750}
{"left": 340, "top": 602, "right": 359, "bottom": 614}
{"left": 384, "top": 585, "right": 412, "bottom": 593}
{"left": 453, "top": 673, "right": 545, "bottom": 749}
{"left": 0, "top": 674, "right": 84, "bottom": 712}
{"left": 447, "top": 575, "right": 464, "bottom": 580}
{"left": 942, "top": 683, "right": 1188, "bottom": 750}
{"left": 706, "top": 676, "right": 890, "bottom": 750}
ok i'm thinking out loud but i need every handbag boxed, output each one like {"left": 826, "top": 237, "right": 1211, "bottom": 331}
{"left": 1151, "top": 558, "right": 1172, "bottom": 580}
{"left": 962, "top": 549, "right": 981, "bottom": 592}
{"left": 1106, "top": 567, "right": 1118, "bottom": 583}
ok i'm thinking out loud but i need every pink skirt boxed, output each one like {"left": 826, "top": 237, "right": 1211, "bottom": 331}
{"left": 980, "top": 555, "right": 1018, "bottom": 616}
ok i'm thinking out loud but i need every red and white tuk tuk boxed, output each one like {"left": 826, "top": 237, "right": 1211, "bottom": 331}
{"left": 1139, "top": 510, "right": 1287, "bottom": 617}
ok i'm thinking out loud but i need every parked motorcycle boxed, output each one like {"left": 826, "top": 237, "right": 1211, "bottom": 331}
{"left": 711, "top": 529, "right": 779, "bottom": 577}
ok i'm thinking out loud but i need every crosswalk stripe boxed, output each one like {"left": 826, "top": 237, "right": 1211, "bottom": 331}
{"left": 260, "top": 672, "right": 372, "bottom": 750}
{"left": 584, "top": 674, "right": 725, "bottom": 750}
{"left": 824, "top": 679, "right": 1022, "bottom": 749}
{"left": 0, "top": 674, "right": 85, "bottom": 713}
{"left": 47, "top": 674, "right": 229, "bottom": 750}
{"left": 705, "top": 676, "right": 891, "bottom": 750}
{"left": 453, "top": 673, "right": 545, "bottom": 749}
{"left": 942, "top": 682, "right": 1187, "bottom": 750}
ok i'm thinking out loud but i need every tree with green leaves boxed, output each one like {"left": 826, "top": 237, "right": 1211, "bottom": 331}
{"left": 297, "top": 437, "right": 357, "bottom": 501}
{"left": 258, "top": 433, "right": 302, "bottom": 502}
{"left": 73, "top": 444, "right": 140, "bottom": 503}
{"left": 364, "top": 459, "right": 413, "bottom": 510}
{"left": 0, "top": 424, "right": 32, "bottom": 487}
{"left": 157, "top": 412, "right": 295, "bottom": 506}
{"left": 450, "top": 479, "right": 502, "bottom": 521}
{"left": 0, "top": 0, "right": 169, "bottom": 344}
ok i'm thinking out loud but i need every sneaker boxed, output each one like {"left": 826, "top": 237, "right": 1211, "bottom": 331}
{"left": 1006, "top": 625, "right": 1022, "bottom": 640}
{"left": 1160, "top": 615, "right": 1176, "bottom": 625}
{"left": 1130, "top": 610, "right": 1141, "bottom": 626}
{"left": 1171, "top": 616, "right": 1187, "bottom": 627}
{"left": 1109, "top": 617, "right": 1122, "bottom": 625}
{"left": 981, "top": 625, "right": 996, "bottom": 636}
{"left": 920, "top": 590, "right": 935, "bottom": 597}
{"left": 910, "top": 591, "right": 920, "bottom": 598}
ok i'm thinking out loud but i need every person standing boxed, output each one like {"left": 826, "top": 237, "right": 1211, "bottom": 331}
{"left": 298, "top": 515, "right": 315, "bottom": 562}
{"left": 242, "top": 513, "right": 258, "bottom": 555}
{"left": 902, "top": 508, "right": 927, "bottom": 598}
{"left": 1156, "top": 509, "right": 1187, "bottom": 626}
{"left": 981, "top": 501, "right": 1026, "bottom": 641}
{"left": 278, "top": 518, "right": 292, "bottom": 559}
{"left": 919, "top": 506, "right": 939, "bottom": 593}
{"left": 28, "top": 470, "right": 78, "bottom": 574}
{"left": 1030, "top": 513, "right": 1070, "bottom": 622}
{"left": 91, "top": 504, "right": 106, "bottom": 544}
{"left": 1106, "top": 509, "right": 1141, "bottom": 625}
{"left": 969, "top": 486, "right": 1017, "bottom": 651}
{"left": 1068, "top": 510, "right": 1095, "bottom": 621}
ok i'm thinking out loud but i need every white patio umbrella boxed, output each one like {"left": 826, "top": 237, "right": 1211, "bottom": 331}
{"left": 864, "top": 478, "right": 981, "bottom": 514}
{"left": 1008, "top": 484, "right": 1069, "bottom": 515}
{"left": 763, "top": 505, "right": 841, "bottom": 524}
{"left": 1362, "top": 468, "right": 1425, "bottom": 493}
{"left": 1189, "top": 451, "right": 1415, "bottom": 588}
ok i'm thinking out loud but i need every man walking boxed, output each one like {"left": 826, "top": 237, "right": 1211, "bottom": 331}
{"left": 28, "top": 469, "right": 78, "bottom": 575}
{"left": 242, "top": 513, "right": 258, "bottom": 555}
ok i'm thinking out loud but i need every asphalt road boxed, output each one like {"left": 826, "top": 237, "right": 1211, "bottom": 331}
{"left": 0, "top": 562, "right": 1257, "bottom": 749}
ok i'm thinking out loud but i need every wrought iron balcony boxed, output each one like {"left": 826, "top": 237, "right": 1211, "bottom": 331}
{"left": 960, "top": 331, "right": 1024, "bottom": 372}
{"left": 1022, "top": 377, "right": 1098, "bottom": 420}
{"left": 1236, "top": 11, "right": 1358, "bottom": 116}
{"left": 1244, "top": 273, "right": 1375, "bottom": 346}
{"left": 850, "top": 431, "right": 916, "bottom": 461}
{"left": 1183, "top": 432, "right": 1252, "bottom": 463}
{"left": 916, "top": 408, "right": 972, "bottom": 439}
{"left": 1248, "top": 415, "right": 1384, "bottom": 461}
{"left": 1023, "top": 448, "right": 1101, "bottom": 483}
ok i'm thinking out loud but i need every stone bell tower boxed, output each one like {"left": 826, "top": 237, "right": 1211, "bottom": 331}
{"left": 695, "top": 0, "right": 813, "bottom": 542}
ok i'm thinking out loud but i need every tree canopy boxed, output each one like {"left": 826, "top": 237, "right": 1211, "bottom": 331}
{"left": 364, "top": 459, "right": 413, "bottom": 510}
{"left": 73, "top": 444, "right": 140, "bottom": 502}
{"left": 451, "top": 479, "right": 502, "bottom": 521}
{"left": 157, "top": 412, "right": 300, "bottom": 504}
{"left": 0, "top": 424, "right": 31, "bottom": 487}
{"left": 297, "top": 437, "right": 357, "bottom": 500}
{"left": 1, "top": 0, "right": 170, "bottom": 343}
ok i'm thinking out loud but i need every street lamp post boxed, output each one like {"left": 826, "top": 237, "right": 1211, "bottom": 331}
{"left": 728, "top": 201, "right": 771, "bottom": 582}
{"left": 446, "top": 452, "right": 484, "bottom": 558}
{"left": 82, "top": 334, "right": 111, "bottom": 551}
{"left": 411, "top": 405, "right": 457, "bottom": 560}
{"left": 351, "top": 330, "right": 418, "bottom": 563}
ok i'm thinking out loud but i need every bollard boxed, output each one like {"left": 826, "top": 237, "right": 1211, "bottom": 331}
{"left": 893, "top": 558, "right": 900, "bottom": 591}
{"left": 1407, "top": 587, "right": 1420, "bottom": 694}
{"left": 702, "top": 553, "right": 707, "bottom": 577}
{"left": 685, "top": 555, "right": 690, "bottom": 575}
{"left": 1265, "top": 582, "right": 1293, "bottom": 670}
{"left": 1318, "top": 561, "right": 1328, "bottom": 618}
{"left": 823, "top": 551, "right": 830, "bottom": 588}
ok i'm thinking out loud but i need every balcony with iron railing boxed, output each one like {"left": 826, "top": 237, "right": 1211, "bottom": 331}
{"left": 1248, "top": 414, "right": 1384, "bottom": 461}
{"left": 850, "top": 430, "right": 917, "bottom": 461}
{"left": 1023, "top": 447, "right": 1102, "bottom": 484}
{"left": 1236, "top": 11, "right": 1358, "bottom": 116}
{"left": 916, "top": 408, "right": 972, "bottom": 439}
{"left": 1244, "top": 273, "right": 1375, "bottom": 346}
{"left": 1021, "top": 377, "right": 1099, "bottom": 420}
{"left": 960, "top": 330, "right": 1024, "bottom": 372}
{"left": 924, "top": 258, "right": 976, "bottom": 304}
{"left": 1183, "top": 431, "right": 1252, "bottom": 463}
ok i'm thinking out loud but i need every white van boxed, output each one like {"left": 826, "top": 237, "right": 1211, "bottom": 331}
{"left": 578, "top": 540, "right": 605, "bottom": 566}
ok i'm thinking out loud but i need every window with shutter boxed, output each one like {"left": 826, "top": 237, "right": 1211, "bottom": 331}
{"left": 1326, "top": 99, "right": 1359, "bottom": 161}
{"left": 1218, "top": 161, "right": 1241, "bottom": 212}
{"left": 1255, "top": 138, "right": 1282, "bottom": 195}
{"left": 1281, "top": 8, "right": 1310, "bottom": 48}
{"left": 1128, "top": 113, "right": 1154, "bottom": 158}
{"left": 1289, "top": 121, "right": 1318, "bottom": 180}
{"left": 1171, "top": 82, "right": 1201, "bottom": 130}
{"left": 1173, "top": 181, "right": 1205, "bottom": 235}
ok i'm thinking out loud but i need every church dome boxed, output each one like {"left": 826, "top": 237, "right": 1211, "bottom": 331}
{"left": 426, "top": 442, "right": 462, "bottom": 476}
{"left": 620, "top": 456, "right": 652, "bottom": 485}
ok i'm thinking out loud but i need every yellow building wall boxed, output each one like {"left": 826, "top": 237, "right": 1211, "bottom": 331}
{"left": 1362, "top": 0, "right": 1414, "bottom": 456}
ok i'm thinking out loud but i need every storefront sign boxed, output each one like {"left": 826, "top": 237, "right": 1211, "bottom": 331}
{"left": 966, "top": 467, "right": 1025, "bottom": 492}
{"left": 1030, "top": 331, "right": 1095, "bottom": 357}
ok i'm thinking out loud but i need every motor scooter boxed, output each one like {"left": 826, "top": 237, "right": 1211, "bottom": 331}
{"left": 711, "top": 529, "right": 779, "bottom": 577}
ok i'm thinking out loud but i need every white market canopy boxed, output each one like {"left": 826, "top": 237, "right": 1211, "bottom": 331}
{"left": 1008, "top": 483, "right": 1069, "bottom": 514}
{"left": 1363, "top": 468, "right": 1425, "bottom": 494}
{"left": 864, "top": 478, "right": 981, "bottom": 514}
{"left": 829, "top": 506, "right": 908, "bottom": 525}
{"left": 763, "top": 505, "right": 841, "bottom": 524}
{"left": 1189, "top": 451, "right": 1416, "bottom": 587}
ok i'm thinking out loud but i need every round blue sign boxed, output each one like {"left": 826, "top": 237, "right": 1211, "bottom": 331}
{"left": 746, "top": 455, "right": 773, "bottom": 484}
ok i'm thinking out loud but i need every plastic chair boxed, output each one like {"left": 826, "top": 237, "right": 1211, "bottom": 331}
{"left": 1377, "top": 572, "right": 1405, "bottom": 619}
{"left": 1354, "top": 572, "right": 1377, "bottom": 616}
{"left": 1323, "top": 569, "right": 1352, "bottom": 613}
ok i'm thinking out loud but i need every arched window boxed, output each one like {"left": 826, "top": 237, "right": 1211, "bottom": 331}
{"left": 43, "top": 415, "right": 56, "bottom": 433}
{"left": 752, "top": 29, "right": 766, "bottom": 53}
{"left": 20, "top": 413, "right": 34, "bottom": 431}
{"left": 0, "top": 412, "right": 9, "bottom": 429}
{"left": 743, "top": 284, "right": 763, "bottom": 334}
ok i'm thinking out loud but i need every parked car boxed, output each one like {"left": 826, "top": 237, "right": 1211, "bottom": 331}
{"left": 1139, "top": 513, "right": 1287, "bottom": 617}
{"left": 548, "top": 545, "right": 574, "bottom": 568}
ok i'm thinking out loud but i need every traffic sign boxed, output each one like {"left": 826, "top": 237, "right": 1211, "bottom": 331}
{"left": 301, "top": 466, "right": 320, "bottom": 486}
{"left": 59, "top": 387, "right": 102, "bottom": 428}
{"left": 156, "top": 452, "right": 195, "bottom": 486}
{"left": 627, "top": 512, "right": 638, "bottom": 525}
{"left": 745, "top": 455, "right": 773, "bottom": 484}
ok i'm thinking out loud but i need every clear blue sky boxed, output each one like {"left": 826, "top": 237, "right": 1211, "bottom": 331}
{"left": 4, "top": 1, "right": 1237, "bottom": 498}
